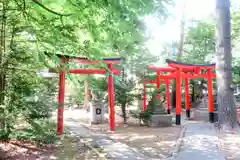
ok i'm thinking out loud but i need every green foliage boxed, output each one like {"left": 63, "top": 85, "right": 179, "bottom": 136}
{"left": 7, "top": 70, "right": 57, "bottom": 117}
{"left": 0, "top": 0, "right": 172, "bottom": 141}
{"left": 232, "top": 11, "right": 240, "bottom": 84}
{"left": 89, "top": 76, "right": 108, "bottom": 101}
{"left": 0, "top": 1, "right": 58, "bottom": 141}
{"left": 233, "top": 58, "right": 240, "bottom": 84}
{"left": 115, "top": 80, "right": 135, "bottom": 105}
{"left": 0, "top": 105, "right": 14, "bottom": 140}
{"left": 139, "top": 89, "right": 163, "bottom": 121}
{"left": 19, "top": 0, "right": 172, "bottom": 59}
{"left": 232, "top": 11, "right": 240, "bottom": 45}
{"left": 10, "top": 119, "right": 58, "bottom": 144}
{"left": 139, "top": 109, "right": 153, "bottom": 120}
{"left": 0, "top": 68, "right": 57, "bottom": 140}
{"left": 183, "top": 20, "right": 215, "bottom": 64}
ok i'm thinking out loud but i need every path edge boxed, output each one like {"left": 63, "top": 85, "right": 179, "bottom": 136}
{"left": 211, "top": 124, "right": 226, "bottom": 160}
{"left": 77, "top": 122, "right": 153, "bottom": 158}
{"left": 170, "top": 123, "right": 188, "bottom": 158}
{"left": 64, "top": 120, "right": 150, "bottom": 160}
{"left": 64, "top": 126, "right": 110, "bottom": 159}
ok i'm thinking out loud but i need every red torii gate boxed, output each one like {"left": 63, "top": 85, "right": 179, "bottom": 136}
{"left": 166, "top": 59, "right": 216, "bottom": 125}
{"left": 143, "top": 59, "right": 216, "bottom": 125}
{"left": 47, "top": 53, "right": 121, "bottom": 135}
{"left": 143, "top": 68, "right": 175, "bottom": 114}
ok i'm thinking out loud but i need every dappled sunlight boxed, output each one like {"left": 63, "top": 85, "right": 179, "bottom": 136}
{"left": 129, "top": 135, "right": 157, "bottom": 141}
{"left": 179, "top": 134, "right": 219, "bottom": 152}
{"left": 182, "top": 134, "right": 219, "bottom": 146}
{"left": 108, "top": 134, "right": 129, "bottom": 140}
{"left": 62, "top": 108, "right": 181, "bottom": 159}
{"left": 106, "top": 126, "right": 180, "bottom": 159}
{"left": 155, "top": 140, "right": 176, "bottom": 147}
{"left": 218, "top": 133, "right": 240, "bottom": 160}
{"left": 174, "top": 122, "right": 226, "bottom": 160}
{"left": 143, "top": 147, "right": 158, "bottom": 153}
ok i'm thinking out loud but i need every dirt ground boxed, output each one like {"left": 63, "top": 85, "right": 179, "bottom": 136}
{"left": 79, "top": 114, "right": 181, "bottom": 159}
{"left": 91, "top": 123, "right": 181, "bottom": 159}
{"left": 61, "top": 108, "right": 183, "bottom": 159}
{"left": 0, "top": 140, "right": 56, "bottom": 160}
{"left": 0, "top": 135, "right": 103, "bottom": 160}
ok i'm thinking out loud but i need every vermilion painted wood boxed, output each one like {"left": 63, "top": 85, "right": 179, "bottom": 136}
{"left": 168, "top": 63, "right": 215, "bottom": 70}
{"left": 57, "top": 71, "right": 65, "bottom": 135}
{"left": 107, "top": 64, "right": 116, "bottom": 131}
{"left": 74, "top": 59, "right": 121, "bottom": 65}
{"left": 166, "top": 79, "right": 171, "bottom": 111}
{"left": 183, "top": 74, "right": 216, "bottom": 79}
{"left": 147, "top": 66, "right": 205, "bottom": 72}
{"left": 156, "top": 71, "right": 161, "bottom": 99}
{"left": 207, "top": 69, "right": 214, "bottom": 113}
{"left": 166, "top": 59, "right": 215, "bottom": 69}
{"left": 147, "top": 66, "right": 177, "bottom": 72}
{"left": 145, "top": 60, "right": 216, "bottom": 125}
{"left": 55, "top": 54, "right": 121, "bottom": 134}
{"left": 143, "top": 82, "right": 147, "bottom": 111}
{"left": 156, "top": 71, "right": 161, "bottom": 88}
{"left": 176, "top": 70, "right": 182, "bottom": 116}
{"left": 68, "top": 69, "right": 120, "bottom": 75}
{"left": 45, "top": 52, "right": 121, "bottom": 65}
{"left": 148, "top": 65, "right": 215, "bottom": 73}
{"left": 145, "top": 74, "right": 216, "bottom": 80}
{"left": 184, "top": 78, "right": 190, "bottom": 111}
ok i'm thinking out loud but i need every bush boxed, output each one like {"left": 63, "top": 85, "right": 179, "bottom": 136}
{"left": 10, "top": 119, "right": 58, "bottom": 144}
{"left": 0, "top": 69, "right": 57, "bottom": 142}
{"left": 0, "top": 105, "right": 17, "bottom": 140}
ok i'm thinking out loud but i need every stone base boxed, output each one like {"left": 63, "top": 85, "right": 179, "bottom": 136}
{"left": 141, "top": 114, "right": 173, "bottom": 127}
{"left": 90, "top": 121, "right": 102, "bottom": 125}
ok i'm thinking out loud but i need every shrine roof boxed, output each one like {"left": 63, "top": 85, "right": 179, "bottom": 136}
{"left": 166, "top": 59, "right": 215, "bottom": 69}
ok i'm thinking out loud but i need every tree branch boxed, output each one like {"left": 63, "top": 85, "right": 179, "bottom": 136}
{"left": 31, "top": 0, "right": 72, "bottom": 16}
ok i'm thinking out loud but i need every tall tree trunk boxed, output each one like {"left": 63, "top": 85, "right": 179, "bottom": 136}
{"left": 121, "top": 102, "right": 127, "bottom": 124}
{"left": 177, "top": 4, "right": 186, "bottom": 58}
{"left": 216, "top": 0, "right": 238, "bottom": 129}
{"left": 171, "top": 1, "right": 186, "bottom": 108}
{"left": 0, "top": 1, "right": 7, "bottom": 104}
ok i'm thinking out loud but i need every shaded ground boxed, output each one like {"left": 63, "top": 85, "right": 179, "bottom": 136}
{"left": 0, "top": 135, "right": 103, "bottom": 160}
{"left": 192, "top": 99, "right": 240, "bottom": 160}
{"left": 63, "top": 108, "right": 182, "bottom": 159}
{"left": 218, "top": 132, "right": 240, "bottom": 160}
{"left": 0, "top": 140, "right": 55, "bottom": 160}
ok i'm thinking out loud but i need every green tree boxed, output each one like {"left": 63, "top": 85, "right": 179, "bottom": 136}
{"left": 0, "top": 0, "right": 172, "bottom": 141}
{"left": 183, "top": 21, "right": 215, "bottom": 64}
{"left": 114, "top": 51, "right": 159, "bottom": 123}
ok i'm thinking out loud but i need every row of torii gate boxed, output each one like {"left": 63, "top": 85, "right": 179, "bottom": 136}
{"left": 51, "top": 53, "right": 216, "bottom": 134}
{"left": 143, "top": 59, "right": 216, "bottom": 125}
